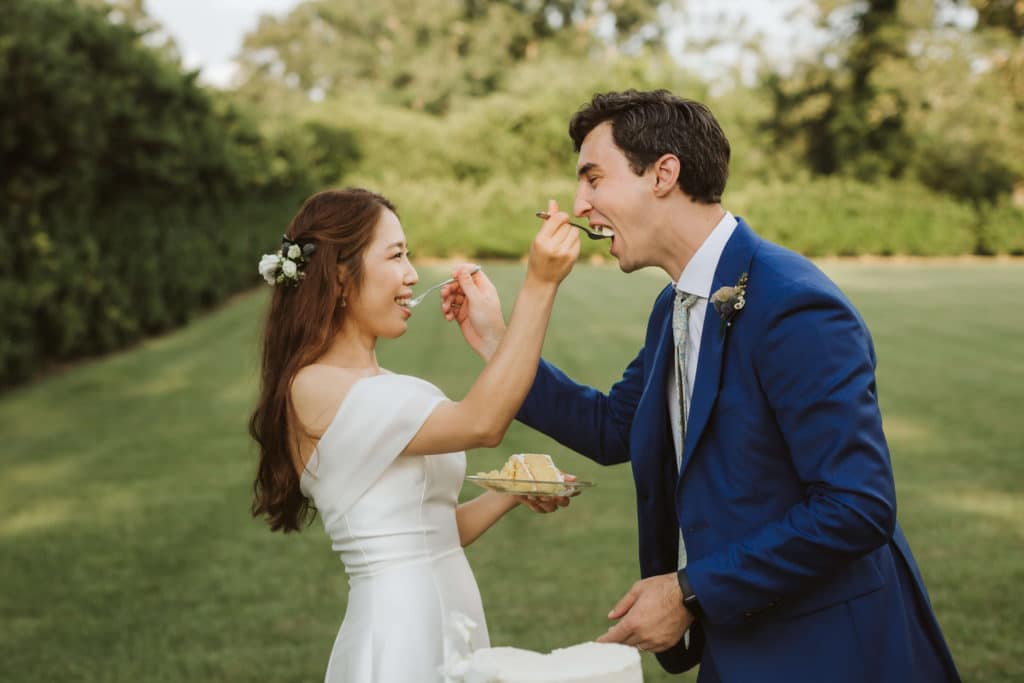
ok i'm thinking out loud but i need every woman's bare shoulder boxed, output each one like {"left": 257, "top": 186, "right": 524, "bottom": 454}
{"left": 291, "top": 365, "right": 368, "bottom": 438}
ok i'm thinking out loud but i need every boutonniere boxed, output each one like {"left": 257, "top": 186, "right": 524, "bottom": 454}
{"left": 710, "top": 272, "right": 749, "bottom": 334}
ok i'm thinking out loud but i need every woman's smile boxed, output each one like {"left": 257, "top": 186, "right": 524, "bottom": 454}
{"left": 396, "top": 294, "right": 413, "bottom": 318}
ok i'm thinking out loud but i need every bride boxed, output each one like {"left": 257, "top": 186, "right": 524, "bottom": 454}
{"left": 249, "top": 188, "right": 580, "bottom": 682}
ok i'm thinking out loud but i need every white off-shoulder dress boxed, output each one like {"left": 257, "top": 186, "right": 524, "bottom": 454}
{"left": 299, "top": 373, "right": 490, "bottom": 683}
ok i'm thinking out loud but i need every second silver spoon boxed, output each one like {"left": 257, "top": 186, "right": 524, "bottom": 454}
{"left": 406, "top": 265, "right": 482, "bottom": 308}
{"left": 535, "top": 211, "right": 613, "bottom": 240}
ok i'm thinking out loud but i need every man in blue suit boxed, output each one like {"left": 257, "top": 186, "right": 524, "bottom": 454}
{"left": 443, "top": 90, "right": 960, "bottom": 681}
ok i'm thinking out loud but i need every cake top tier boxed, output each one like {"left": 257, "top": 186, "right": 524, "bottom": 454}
{"left": 459, "top": 642, "right": 642, "bottom": 683}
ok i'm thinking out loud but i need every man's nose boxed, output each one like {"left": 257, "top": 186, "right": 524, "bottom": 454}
{"left": 573, "top": 191, "right": 591, "bottom": 218}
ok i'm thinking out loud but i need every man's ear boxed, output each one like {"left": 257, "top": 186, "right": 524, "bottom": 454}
{"left": 651, "top": 154, "right": 680, "bottom": 198}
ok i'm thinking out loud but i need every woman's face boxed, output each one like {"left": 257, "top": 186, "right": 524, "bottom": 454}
{"left": 344, "top": 209, "right": 419, "bottom": 339}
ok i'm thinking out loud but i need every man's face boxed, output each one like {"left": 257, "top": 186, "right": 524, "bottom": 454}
{"left": 573, "top": 122, "right": 656, "bottom": 273}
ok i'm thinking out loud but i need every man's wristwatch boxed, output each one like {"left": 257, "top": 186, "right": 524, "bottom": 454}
{"left": 677, "top": 569, "right": 705, "bottom": 622}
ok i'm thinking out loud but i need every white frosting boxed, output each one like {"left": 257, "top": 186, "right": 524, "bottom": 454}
{"left": 510, "top": 453, "right": 565, "bottom": 482}
{"left": 457, "top": 642, "right": 642, "bottom": 683}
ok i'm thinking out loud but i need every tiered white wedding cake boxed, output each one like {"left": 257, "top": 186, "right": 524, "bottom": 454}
{"left": 453, "top": 642, "right": 643, "bottom": 683}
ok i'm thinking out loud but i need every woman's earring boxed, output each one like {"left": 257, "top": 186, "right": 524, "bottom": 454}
{"left": 340, "top": 295, "right": 347, "bottom": 308}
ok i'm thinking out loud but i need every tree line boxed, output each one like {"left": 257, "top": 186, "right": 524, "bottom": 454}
{"left": 1, "top": 0, "right": 1020, "bottom": 388}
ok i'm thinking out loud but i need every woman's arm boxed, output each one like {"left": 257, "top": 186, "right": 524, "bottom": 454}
{"left": 455, "top": 491, "right": 519, "bottom": 547}
{"left": 456, "top": 481, "right": 579, "bottom": 545}
{"left": 401, "top": 202, "right": 579, "bottom": 456}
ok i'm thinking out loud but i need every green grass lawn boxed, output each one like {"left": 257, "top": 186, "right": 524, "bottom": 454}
{"left": 1, "top": 262, "right": 1021, "bottom": 682}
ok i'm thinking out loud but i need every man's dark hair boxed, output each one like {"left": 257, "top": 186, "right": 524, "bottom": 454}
{"left": 569, "top": 89, "right": 730, "bottom": 204}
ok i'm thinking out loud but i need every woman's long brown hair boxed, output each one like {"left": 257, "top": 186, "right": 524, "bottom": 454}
{"left": 249, "top": 188, "right": 396, "bottom": 532}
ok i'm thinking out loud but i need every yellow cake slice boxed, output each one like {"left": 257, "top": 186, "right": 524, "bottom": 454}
{"left": 478, "top": 453, "right": 566, "bottom": 494}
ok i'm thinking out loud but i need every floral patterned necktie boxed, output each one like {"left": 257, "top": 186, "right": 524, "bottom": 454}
{"left": 672, "top": 290, "right": 699, "bottom": 570}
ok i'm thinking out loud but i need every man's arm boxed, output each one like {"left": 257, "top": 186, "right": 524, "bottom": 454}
{"left": 438, "top": 257, "right": 664, "bottom": 467}
{"left": 686, "top": 286, "right": 897, "bottom": 626}
{"left": 515, "top": 350, "right": 645, "bottom": 466}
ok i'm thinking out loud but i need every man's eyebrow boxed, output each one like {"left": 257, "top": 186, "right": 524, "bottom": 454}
{"left": 576, "top": 162, "right": 599, "bottom": 178}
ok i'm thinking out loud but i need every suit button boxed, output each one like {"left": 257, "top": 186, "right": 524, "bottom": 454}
{"left": 744, "top": 611, "right": 753, "bottom": 619}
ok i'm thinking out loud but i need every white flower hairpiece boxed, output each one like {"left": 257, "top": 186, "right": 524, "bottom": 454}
{"left": 258, "top": 235, "right": 316, "bottom": 287}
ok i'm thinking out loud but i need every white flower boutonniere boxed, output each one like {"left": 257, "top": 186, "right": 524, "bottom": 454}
{"left": 710, "top": 272, "right": 748, "bottom": 334}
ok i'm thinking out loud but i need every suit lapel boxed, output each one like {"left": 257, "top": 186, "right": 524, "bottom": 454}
{"left": 678, "top": 219, "right": 759, "bottom": 480}
{"left": 645, "top": 298, "right": 674, "bottom": 405}
{"left": 636, "top": 291, "right": 675, "bottom": 475}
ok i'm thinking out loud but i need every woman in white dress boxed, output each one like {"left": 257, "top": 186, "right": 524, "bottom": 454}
{"left": 249, "top": 188, "right": 579, "bottom": 682}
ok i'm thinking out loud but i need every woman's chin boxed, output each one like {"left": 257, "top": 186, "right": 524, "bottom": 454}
{"left": 380, "top": 322, "right": 408, "bottom": 339}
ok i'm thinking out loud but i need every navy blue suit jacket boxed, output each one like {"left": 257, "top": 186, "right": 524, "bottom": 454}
{"left": 517, "top": 219, "right": 960, "bottom": 682}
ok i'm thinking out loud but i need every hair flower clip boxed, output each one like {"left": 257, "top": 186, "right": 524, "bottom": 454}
{"left": 258, "top": 235, "right": 316, "bottom": 287}
{"left": 710, "top": 272, "right": 748, "bottom": 334}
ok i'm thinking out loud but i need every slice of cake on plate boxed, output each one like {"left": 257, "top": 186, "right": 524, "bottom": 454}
{"left": 477, "top": 453, "right": 565, "bottom": 494}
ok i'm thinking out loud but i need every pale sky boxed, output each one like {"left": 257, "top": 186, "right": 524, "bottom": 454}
{"left": 148, "top": 0, "right": 299, "bottom": 87}
{"left": 147, "top": 0, "right": 824, "bottom": 89}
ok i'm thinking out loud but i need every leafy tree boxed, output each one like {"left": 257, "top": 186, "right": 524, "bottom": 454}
{"left": 233, "top": 0, "right": 664, "bottom": 114}
{"left": 75, "top": 0, "right": 181, "bottom": 60}
{"left": 763, "top": 0, "right": 1021, "bottom": 252}
{"left": 970, "top": 0, "right": 1023, "bottom": 35}
{"left": 928, "top": 0, "right": 1024, "bottom": 251}
{"left": 959, "top": 0, "right": 1024, "bottom": 104}
{"left": 762, "top": 0, "right": 914, "bottom": 180}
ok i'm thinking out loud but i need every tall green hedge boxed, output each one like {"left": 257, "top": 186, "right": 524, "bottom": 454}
{"left": 0, "top": 0, "right": 318, "bottom": 388}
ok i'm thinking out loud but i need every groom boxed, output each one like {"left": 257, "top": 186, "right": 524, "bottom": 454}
{"left": 444, "top": 90, "right": 960, "bottom": 682}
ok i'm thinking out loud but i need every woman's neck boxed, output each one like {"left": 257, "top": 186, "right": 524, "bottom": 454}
{"left": 318, "top": 323, "right": 379, "bottom": 372}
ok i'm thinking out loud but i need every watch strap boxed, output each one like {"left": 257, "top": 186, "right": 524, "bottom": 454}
{"left": 677, "top": 568, "right": 705, "bottom": 621}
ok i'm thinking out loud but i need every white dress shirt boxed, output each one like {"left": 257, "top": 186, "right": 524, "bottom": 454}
{"left": 667, "top": 211, "right": 738, "bottom": 464}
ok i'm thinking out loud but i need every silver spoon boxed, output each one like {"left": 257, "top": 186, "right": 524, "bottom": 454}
{"left": 535, "top": 211, "right": 613, "bottom": 240}
{"left": 406, "top": 265, "right": 482, "bottom": 308}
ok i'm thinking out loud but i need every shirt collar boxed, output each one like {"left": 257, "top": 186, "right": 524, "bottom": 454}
{"left": 675, "top": 211, "right": 737, "bottom": 298}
